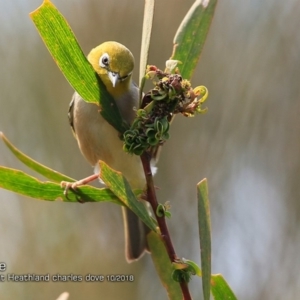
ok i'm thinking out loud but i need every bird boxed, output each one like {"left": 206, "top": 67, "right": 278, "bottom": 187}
{"left": 61, "top": 41, "right": 154, "bottom": 262}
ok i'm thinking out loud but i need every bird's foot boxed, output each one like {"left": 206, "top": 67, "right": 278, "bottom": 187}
{"left": 60, "top": 174, "right": 99, "bottom": 202}
{"left": 60, "top": 180, "right": 82, "bottom": 202}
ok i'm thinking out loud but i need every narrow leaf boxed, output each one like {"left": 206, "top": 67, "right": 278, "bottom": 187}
{"left": 147, "top": 231, "right": 182, "bottom": 300}
{"left": 99, "top": 161, "right": 157, "bottom": 231}
{"left": 0, "top": 166, "right": 121, "bottom": 204}
{"left": 139, "top": 0, "right": 155, "bottom": 90}
{"left": 171, "top": 0, "right": 218, "bottom": 80}
{"left": 197, "top": 178, "right": 211, "bottom": 300}
{"left": 211, "top": 274, "right": 238, "bottom": 300}
{"left": 0, "top": 132, "right": 74, "bottom": 183}
{"left": 99, "top": 95, "right": 129, "bottom": 134}
{"left": 30, "top": 0, "right": 126, "bottom": 133}
{"left": 30, "top": 0, "right": 100, "bottom": 103}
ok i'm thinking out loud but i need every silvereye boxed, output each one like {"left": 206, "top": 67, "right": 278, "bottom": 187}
{"left": 63, "top": 41, "right": 153, "bottom": 262}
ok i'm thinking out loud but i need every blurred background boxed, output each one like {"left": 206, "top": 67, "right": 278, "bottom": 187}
{"left": 0, "top": 0, "right": 300, "bottom": 299}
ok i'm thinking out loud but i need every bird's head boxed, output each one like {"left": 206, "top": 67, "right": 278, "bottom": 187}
{"left": 88, "top": 41, "right": 135, "bottom": 98}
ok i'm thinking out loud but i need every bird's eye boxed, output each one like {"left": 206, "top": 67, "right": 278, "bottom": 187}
{"left": 99, "top": 53, "right": 110, "bottom": 68}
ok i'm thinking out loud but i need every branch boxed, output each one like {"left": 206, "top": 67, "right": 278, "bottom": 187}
{"left": 140, "top": 153, "right": 192, "bottom": 300}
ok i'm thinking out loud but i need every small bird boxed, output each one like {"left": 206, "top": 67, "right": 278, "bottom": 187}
{"left": 62, "top": 41, "right": 153, "bottom": 262}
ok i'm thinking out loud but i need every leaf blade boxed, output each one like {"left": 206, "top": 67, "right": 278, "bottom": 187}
{"left": 139, "top": 0, "right": 155, "bottom": 104}
{"left": 147, "top": 231, "right": 182, "bottom": 300}
{"left": 30, "top": 0, "right": 126, "bottom": 133}
{"left": 0, "top": 166, "right": 120, "bottom": 204}
{"left": 0, "top": 132, "right": 75, "bottom": 183}
{"left": 171, "top": 0, "right": 218, "bottom": 80}
{"left": 139, "top": 0, "right": 155, "bottom": 88}
{"left": 99, "top": 161, "right": 157, "bottom": 231}
{"left": 197, "top": 178, "right": 212, "bottom": 300}
{"left": 211, "top": 274, "right": 238, "bottom": 300}
{"left": 30, "top": 0, "right": 100, "bottom": 103}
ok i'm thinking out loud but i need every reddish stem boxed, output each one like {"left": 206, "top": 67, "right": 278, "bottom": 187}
{"left": 140, "top": 153, "right": 192, "bottom": 300}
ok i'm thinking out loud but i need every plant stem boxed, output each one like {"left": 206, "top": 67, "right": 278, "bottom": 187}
{"left": 140, "top": 153, "right": 192, "bottom": 300}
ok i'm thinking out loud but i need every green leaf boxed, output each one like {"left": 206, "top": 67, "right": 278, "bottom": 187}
{"left": 0, "top": 166, "right": 121, "bottom": 204}
{"left": 182, "top": 258, "right": 202, "bottom": 277}
{"left": 139, "top": 0, "right": 155, "bottom": 98}
{"left": 171, "top": 0, "right": 218, "bottom": 80}
{"left": 99, "top": 161, "right": 157, "bottom": 231}
{"left": 99, "top": 94, "right": 129, "bottom": 134}
{"left": 30, "top": 0, "right": 99, "bottom": 103}
{"left": 211, "top": 274, "right": 238, "bottom": 300}
{"left": 197, "top": 178, "right": 212, "bottom": 300}
{"left": 147, "top": 231, "right": 182, "bottom": 300}
{"left": 0, "top": 132, "right": 74, "bottom": 183}
{"left": 30, "top": 0, "right": 126, "bottom": 133}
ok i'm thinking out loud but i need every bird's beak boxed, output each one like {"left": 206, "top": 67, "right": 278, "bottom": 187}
{"left": 108, "top": 71, "right": 120, "bottom": 88}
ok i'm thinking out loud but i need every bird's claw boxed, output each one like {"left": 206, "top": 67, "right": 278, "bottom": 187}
{"left": 60, "top": 174, "right": 98, "bottom": 202}
{"left": 60, "top": 181, "right": 84, "bottom": 202}
{"left": 61, "top": 181, "right": 76, "bottom": 195}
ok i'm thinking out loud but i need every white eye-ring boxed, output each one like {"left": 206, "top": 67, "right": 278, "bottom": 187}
{"left": 99, "top": 53, "right": 110, "bottom": 68}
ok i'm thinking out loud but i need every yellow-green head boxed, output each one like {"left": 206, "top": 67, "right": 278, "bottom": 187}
{"left": 88, "top": 41, "right": 135, "bottom": 98}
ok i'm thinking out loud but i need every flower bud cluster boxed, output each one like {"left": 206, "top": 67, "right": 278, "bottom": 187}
{"left": 123, "top": 65, "right": 208, "bottom": 155}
